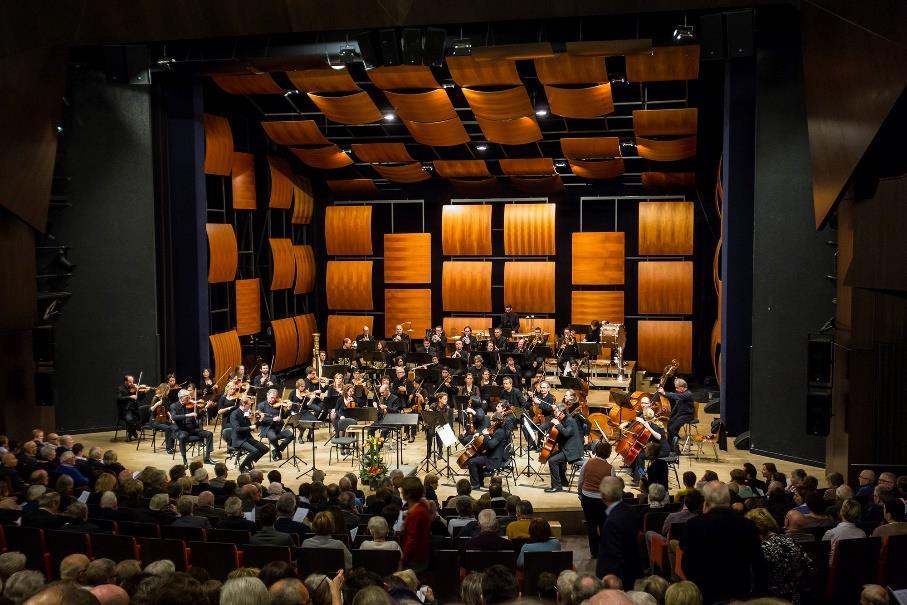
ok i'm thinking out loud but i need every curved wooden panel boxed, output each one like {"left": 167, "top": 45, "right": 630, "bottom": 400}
{"left": 534, "top": 53, "right": 608, "bottom": 85}
{"left": 308, "top": 91, "right": 382, "bottom": 124}
{"left": 638, "top": 261, "right": 693, "bottom": 315}
{"left": 638, "top": 202, "right": 694, "bottom": 256}
{"left": 450, "top": 178, "right": 501, "bottom": 196}
{"left": 462, "top": 87, "right": 533, "bottom": 120}
{"left": 269, "top": 238, "right": 296, "bottom": 290}
{"left": 569, "top": 158, "right": 625, "bottom": 179}
{"left": 352, "top": 143, "right": 414, "bottom": 163}
{"left": 447, "top": 56, "right": 522, "bottom": 87}
{"left": 472, "top": 43, "right": 554, "bottom": 62}
{"left": 572, "top": 232, "right": 624, "bottom": 285}
{"left": 385, "top": 233, "right": 431, "bottom": 283}
{"left": 633, "top": 108, "right": 698, "bottom": 136}
{"left": 386, "top": 90, "right": 457, "bottom": 122}
{"left": 235, "top": 279, "right": 261, "bottom": 336}
{"left": 403, "top": 118, "right": 470, "bottom": 147}
{"left": 211, "top": 73, "right": 283, "bottom": 95}
{"left": 327, "top": 179, "right": 380, "bottom": 198}
{"left": 326, "top": 261, "right": 373, "bottom": 310}
{"left": 641, "top": 172, "right": 696, "bottom": 191}
{"left": 271, "top": 318, "right": 299, "bottom": 372}
{"left": 625, "top": 45, "right": 700, "bottom": 82}
{"left": 231, "top": 152, "right": 257, "bottom": 210}
{"left": 209, "top": 331, "right": 242, "bottom": 391}
{"left": 442, "top": 261, "right": 492, "bottom": 312}
{"left": 268, "top": 156, "right": 293, "bottom": 209}
{"left": 261, "top": 120, "right": 330, "bottom": 146}
{"left": 327, "top": 315, "right": 374, "bottom": 353}
{"left": 289, "top": 145, "right": 354, "bottom": 170}
{"left": 504, "top": 262, "right": 555, "bottom": 313}
{"left": 293, "top": 245, "right": 316, "bottom": 294}
{"left": 477, "top": 116, "right": 542, "bottom": 145}
{"left": 287, "top": 68, "right": 359, "bottom": 93}
{"left": 204, "top": 114, "right": 233, "bottom": 176}
{"left": 434, "top": 160, "right": 491, "bottom": 178}
{"left": 291, "top": 178, "right": 314, "bottom": 225}
{"left": 385, "top": 289, "right": 432, "bottom": 339}
{"left": 636, "top": 136, "right": 697, "bottom": 161}
{"left": 637, "top": 320, "right": 692, "bottom": 373}
{"left": 544, "top": 84, "right": 614, "bottom": 118}
{"left": 561, "top": 137, "right": 621, "bottom": 159}
{"left": 368, "top": 65, "right": 439, "bottom": 90}
{"left": 511, "top": 175, "right": 565, "bottom": 194}
{"left": 371, "top": 162, "right": 431, "bottom": 183}
{"left": 325, "top": 206, "right": 372, "bottom": 255}
{"left": 499, "top": 158, "right": 556, "bottom": 176}
{"left": 504, "top": 204, "right": 556, "bottom": 256}
{"left": 294, "top": 314, "right": 317, "bottom": 366}
{"left": 571, "top": 291, "right": 624, "bottom": 325}
{"left": 517, "top": 317, "right": 556, "bottom": 335}
{"left": 443, "top": 317, "right": 493, "bottom": 336}
{"left": 442, "top": 205, "right": 492, "bottom": 256}
{"left": 205, "top": 223, "right": 238, "bottom": 283}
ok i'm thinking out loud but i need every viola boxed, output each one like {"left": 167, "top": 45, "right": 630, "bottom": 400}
{"left": 538, "top": 425, "right": 560, "bottom": 463}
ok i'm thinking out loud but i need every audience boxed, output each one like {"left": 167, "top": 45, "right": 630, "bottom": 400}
{"left": 301, "top": 511, "right": 352, "bottom": 568}
{"left": 516, "top": 517, "right": 561, "bottom": 567}
{"left": 464, "top": 509, "right": 511, "bottom": 551}
{"left": 745, "top": 507, "right": 812, "bottom": 604}
{"left": 360, "top": 516, "right": 400, "bottom": 551}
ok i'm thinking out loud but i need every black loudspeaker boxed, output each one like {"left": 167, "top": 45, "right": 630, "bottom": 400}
{"left": 807, "top": 337, "right": 833, "bottom": 387}
{"left": 35, "top": 370, "right": 54, "bottom": 407}
{"left": 725, "top": 10, "right": 754, "bottom": 58}
{"left": 401, "top": 28, "right": 422, "bottom": 65}
{"left": 355, "top": 31, "right": 380, "bottom": 67}
{"left": 806, "top": 388, "right": 832, "bottom": 437}
{"left": 700, "top": 14, "right": 725, "bottom": 60}
{"left": 734, "top": 431, "right": 751, "bottom": 450}
{"left": 704, "top": 399, "right": 720, "bottom": 414}
{"left": 103, "top": 45, "right": 150, "bottom": 84}
{"left": 423, "top": 27, "right": 447, "bottom": 66}
{"left": 379, "top": 29, "right": 401, "bottom": 66}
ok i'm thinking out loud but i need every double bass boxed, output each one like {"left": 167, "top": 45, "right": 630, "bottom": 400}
{"left": 630, "top": 359, "right": 679, "bottom": 417}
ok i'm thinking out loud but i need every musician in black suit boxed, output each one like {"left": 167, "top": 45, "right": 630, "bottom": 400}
{"left": 289, "top": 371, "right": 322, "bottom": 442}
{"left": 417, "top": 338, "right": 438, "bottom": 358}
{"left": 502, "top": 357, "right": 521, "bottom": 383}
{"left": 490, "top": 327, "right": 508, "bottom": 352}
{"left": 229, "top": 399, "right": 268, "bottom": 472}
{"left": 500, "top": 304, "right": 520, "bottom": 332}
{"left": 389, "top": 324, "right": 410, "bottom": 344}
{"left": 544, "top": 403, "right": 584, "bottom": 493}
{"left": 355, "top": 325, "right": 373, "bottom": 343}
{"left": 434, "top": 368, "right": 458, "bottom": 400}
{"left": 170, "top": 390, "right": 214, "bottom": 466}
{"left": 116, "top": 375, "right": 144, "bottom": 441}
{"left": 257, "top": 389, "right": 294, "bottom": 460}
{"left": 148, "top": 387, "right": 176, "bottom": 454}
{"left": 459, "top": 326, "right": 477, "bottom": 352}
{"left": 430, "top": 325, "right": 447, "bottom": 349}
{"left": 467, "top": 414, "right": 512, "bottom": 489}
{"left": 586, "top": 320, "right": 601, "bottom": 343}
{"left": 427, "top": 393, "right": 455, "bottom": 458}
{"left": 659, "top": 377, "right": 695, "bottom": 441}
{"left": 597, "top": 476, "right": 642, "bottom": 588}
{"left": 253, "top": 363, "right": 276, "bottom": 390}
{"left": 369, "top": 384, "right": 402, "bottom": 437}
{"left": 533, "top": 381, "right": 556, "bottom": 427}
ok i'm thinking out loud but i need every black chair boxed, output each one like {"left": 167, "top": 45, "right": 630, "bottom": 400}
{"left": 352, "top": 548, "right": 401, "bottom": 576}
{"left": 294, "top": 546, "right": 346, "bottom": 574}
{"left": 658, "top": 437, "right": 681, "bottom": 488}
{"left": 87, "top": 518, "right": 118, "bottom": 533}
{"left": 206, "top": 528, "right": 251, "bottom": 545}
{"left": 118, "top": 521, "right": 160, "bottom": 539}
{"left": 189, "top": 541, "right": 240, "bottom": 581}
{"left": 642, "top": 511, "right": 671, "bottom": 535}
{"left": 881, "top": 534, "right": 907, "bottom": 589}
{"left": 160, "top": 524, "right": 206, "bottom": 542}
{"left": 798, "top": 539, "right": 830, "bottom": 605}
{"left": 241, "top": 544, "right": 293, "bottom": 568}
{"left": 4, "top": 526, "right": 50, "bottom": 578}
{"left": 140, "top": 537, "right": 189, "bottom": 571}
{"left": 460, "top": 549, "right": 516, "bottom": 573}
{"left": 92, "top": 533, "right": 138, "bottom": 562}
{"left": 45, "top": 530, "right": 92, "bottom": 579}
{"left": 523, "top": 550, "right": 573, "bottom": 596}
{"left": 421, "top": 550, "right": 459, "bottom": 601}
{"left": 828, "top": 536, "right": 882, "bottom": 604}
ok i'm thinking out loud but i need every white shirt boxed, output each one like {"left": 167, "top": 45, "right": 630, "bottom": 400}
{"left": 822, "top": 521, "right": 866, "bottom": 563}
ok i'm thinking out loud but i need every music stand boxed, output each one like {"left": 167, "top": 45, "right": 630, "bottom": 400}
{"left": 278, "top": 414, "right": 309, "bottom": 471}
{"left": 451, "top": 375, "right": 466, "bottom": 388}
{"left": 319, "top": 396, "right": 340, "bottom": 445}
{"left": 501, "top": 328, "right": 513, "bottom": 338}
{"left": 558, "top": 376, "right": 585, "bottom": 393}
{"left": 475, "top": 351, "right": 497, "bottom": 367}
{"left": 408, "top": 352, "right": 434, "bottom": 366}
{"left": 357, "top": 340, "right": 378, "bottom": 352}
{"left": 295, "top": 420, "right": 327, "bottom": 478}
{"left": 443, "top": 357, "right": 466, "bottom": 373}
{"left": 418, "top": 410, "right": 445, "bottom": 473}
{"left": 385, "top": 340, "right": 408, "bottom": 354}
{"left": 610, "top": 389, "right": 634, "bottom": 410}
{"left": 481, "top": 384, "right": 502, "bottom": 405}
{"left": 567, "top": 323, "right": 590, "bottom": 335}
{"left": 379, "top": 413, "right": 419, "bottom": 469}
{"left": 344, "top": 406, "right": 377, "bottom": 455}
{"left": 518, "top": 415, "right": 547, "bottom": 484}
{"left": 322, "top": 364, "right": 349, "bottom": 379}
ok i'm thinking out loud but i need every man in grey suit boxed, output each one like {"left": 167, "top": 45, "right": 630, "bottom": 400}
{"left": 544, "top": 402, "right": 584, "bottom": 493}
{"left": 250, "top": 504, "right": 294, "bottom": 546}
{"left": 171, "top": 495, "right": 212, "bottom": 529}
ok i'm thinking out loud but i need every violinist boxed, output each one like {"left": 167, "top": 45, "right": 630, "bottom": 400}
{"left": 234, "top": 365, "right": 248, "bottom": 393}
{"left": 199, "top": 368, "right": 218, "bottom": 402}
{"left": 116, "top": 374, "right": 145, "bottom": 441}
{"left": 350, "top": 368, "right": 369, "bottom": 406}
{"left": 427, "top": 392, "right": 454, "bottom": 459}
{"left": 434, "top": 367, "right": 458, "bottom": 400}
{"left": 468, "top": 355, "right": 486, "bottom": 380}
{"left": 460, "top": 388, "right": 486, "bottom": 442}
{"left": 170, "top": 389, "right": 215, "bottom": 466}
{"left": 544, "top": 402, "right": 583, "bottom": 493}
{"left": 257, "top": 388, "right": 294, "bottom": 460}
{"left": 215, "top": 382, "right": 242, "bottom": 423}
{"left": 254, "top": 363, "right": 275, "bottom": 390}
{"left": 532, "top": 381, "right": 557, "bottom": 430}
{"left": 467, "top": 412, "right": 512, "bottom": 490}
{"left": 491, "top": 327, "right": 508, "bottom": 352}
{"left": 460, "top": 372, "right": 482, "bottom": 410}
{"left": 229, "top": 398, "right": 268, "bottom": 473}
{"left": 289, "top": 373, "right": 321, "bottom": 442}
{"left": 562, "top": 389, "right": 591, "bottom": 444}
{"left": 478, "top": 369, "right": 494, "bottom": 407}
{"left": 148, "top": 384, "right": 176, "bottom": 453}
{"left": 460, "top": 326, "right": 476, "bottom": 352}
{"left": 164, "top": 374, "right": 180, "bottom": 404}
{"left": 331, "top": 381, "right": 357, "bottom": 448}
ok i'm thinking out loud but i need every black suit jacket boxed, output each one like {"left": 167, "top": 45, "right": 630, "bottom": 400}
{"left": 274, "top": 517, "right": 308, "bottom": 537}
{"left": 555, "top": 415, "right": 584, "bottom": 462}
{"left": 251, "top": 526, "right": 295, "bottom": 546}
{"left": 218, "top": 516, "right": 257, "bottom": 533}
{"left": 596, "top": 501, "right": 641, "bottom": 589}
{"left": 666, "top": 390, "right": 695, "bottom": 421}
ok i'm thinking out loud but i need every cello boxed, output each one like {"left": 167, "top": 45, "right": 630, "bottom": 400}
{"left": 538, "top": 425, "right": 560, "bottom": 463}
{"left": 456, "top": 416, "right": 501, "bottom": 469}
{"left": 615, "top": 420, "right": 651, "bottom": 465}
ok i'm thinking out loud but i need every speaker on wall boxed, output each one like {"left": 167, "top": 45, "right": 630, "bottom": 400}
{"left": 807, "top": 336, "right": 833, "bottom": 387}
{"left": 423, "top": 28, "right": 447, "bottom": 66}
{"left": 355, "top": 31, "right": 380, "bottom": 67}
{"left": 700, "top": 13, "right": 725, "bottom": 60}
{"left": 103, "top": 45, "right": 150, "bottom": 85}
{"left": 725, "top": 9, "right": 754, "bottom": 58}
{"left": 401, "top": 28, "right": 422, "bottom": 65}
{"left": 734, "top": 431, "right": 751, "bottom": 450}
{"left": 806, "top": 388, "right": 832, "bottom": 437}
{"left": 379, "top": 29, "right": 401, "bottom": 66}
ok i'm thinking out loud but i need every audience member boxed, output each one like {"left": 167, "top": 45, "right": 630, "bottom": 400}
{"left": 269, "top": 578, "right": 309, "bottom": 605}
{"left": 251, "top": 504, "right": 294, "bottom": 546}
{"left": 745, "top": 507, "right": 812, "bottom": 604}
{"left": 465, "top": 509, "right": 512, "bottom": 551}
{"left": 360, "top": 516, "right": 400, "bottom": 551}
{"left": 505, "top": 500, "right": 533, "bottom": 540}
{"left": 480, "top": 564, "right": 519, "bottom": 605}
{"left": 856, "top": 469, "right": 877, "bottom": 498}
{"left": 822, "top": 498, "right": 865, "bottom": 560}
{"left": 597, "top": 476, "right": 641, "bottom": 589}
{"left": 871, "top": 493, "right": 907, "bottom": 537}
{"left": 516, "top": 517, "right": 561, "bottom": 567}
{"left": 461, "top": 572, "right": 484, "bottom": 605}
{"left": 860, "top": 584, "right": 890, "bottom": 605}
{"left": 302, "top": 511, "right": 352, "bottom": 568}
{"left": 664, "top": 581, "right": 702, "bottom": 605}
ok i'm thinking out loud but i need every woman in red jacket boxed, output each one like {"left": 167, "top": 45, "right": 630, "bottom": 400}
{"left": 400, "top": 476, "right": 431, "bottom": 571}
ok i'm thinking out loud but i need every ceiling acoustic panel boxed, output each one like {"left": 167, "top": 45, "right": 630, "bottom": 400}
{"left": 231, "top": 152, "right": 256, "bottom": 210}
{"left": 267, "top": 156, "right": 293, "bottom": 208}
{"left": 442, "top": 204, "right": 492, "bottom": 256}
{"left": 636, "top": 136, "right": 697, "bottom": 161}
{"left": 385, "top": 233, "right": 431, "bottom": 283}
{"left": 352, "top": 143, "right": 414, "bottom": 164}
{"left": 511, "top": 175, "right": 565, "bottom": 194}
{"left": 327, "top": 315, "right": 374, "bottom": 353}
{"left": 261, "top": 120, "right": 330, "bottom": 146}
{"left": 371, "top": 162, "right": 431, "bottom": 183}
{"left": 544, "top": 83, "right": 614, "bottom": 118}
{"left": 571, "top": 291, "right": 625, "bottom": 325}
{"left": 367, "top": 65, "right": 440, "bottom": 90}
{"left": 291, "top": 178, "right": 314, "bottom": 225}
{"left": 326, "top": 260, "right": 374, "bottom": 310}
{"left": 327, "top": 179, "right": 380, "bottom": 198}
{"left": 385, "top": 90, "right": 457, "bottom": 122}
{"left": 443, "top": 317, "right": 494, "bottom": 336}
{"left": 534, "top": 53, "right": 608, "bottom": 85}
{"left": 641, "top": 172, "right": 696, "bottom": 191}
{"left": 385, "top": 289, "right": 432, "bottom": 339}
{"left": 271, "top": 317, "right": 299, "bottom": 372}
{"left": 325, "top": 206, "right": 372, "bottom": 256}
{"left": 637, "top": 320, "right": 693, "bottom": 373}
{"left": 462, "top": 86, "right": 533, "bottom": 120}
{"left": 203, "top": 114, "right": 233, "bottom": 176}
{"left": 205, "top": 223, "right": 237, "bottom": 283}
{"left": 638, "top": 202, "right": 694, "bottom": 256}
{"left": 633, "top": 108, "right": 698, "bottom": 137}
{"left": 442, "top": 261, "right": 492, "bottom": 312}
{"left": 269, "top": 238, "right": 296, "bottom": 290}
{"left": 293, "top": 314, "right": 317, "bottom": 366}
{"left": 504, "top": 203, "right": 556, "bottom": 256}
{"left": 625, "top": 45, "right": 701, "bottom": 82}
{"left": 504, "top": 262, "right": 556, "bottom": 314}
{"left": 434, "top": 160, "right": 492, "bottom": 178}
{"left": 476, "top": 116, "right": 542, "bottom": 145}
{"left": 286, "top": 67, "right": 360, "bottom": 93}
{"left": 561, "top": 137, "right": 621, "bottom": 159}
{"left": 235, "top": 279, "right": 261, "bottom": 336}
{"left": 211, "top": 73, "right": 283, "bottom": 95}
{"left": 403, "top": 117, "right": 470, "bottom": 147}
{"left": 499, "top": 158, "right": 556, "bottom": 176}
{"left": 569, "top": 158, "right": 625, "bottom": 180}
{"left": 638, "top": 261, "right": 693, "bottom": 315}
{"left": 293, "top": 245, "right": 316, "bottom": 294}
{"left": 289, "top": 145, "right": 354, "bottom": 170}
{"left": 572, "top": 232, "right": 625, "bottom": 285}
{"left": 450, "top": 178, "right": 501, "bottom": 196}
{"left": 209, "top": 330, "right": 242, "bottom": 390}
{"left": 446, "top": 56, "right": 522, "bottom": 87}
{"left": 307, "top": 91, "right": 382, "bottom": 124}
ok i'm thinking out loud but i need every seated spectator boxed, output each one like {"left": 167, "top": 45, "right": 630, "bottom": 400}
{"left": 662, "top": 489, "right": 703, "bottom": 535}
{"left": 251, "top": 504, "right": 294, "bottom": 546}
{"left": 219, "top": 496, "right": 256, "bottom": 532}
{"left": 445, "top": 478, "right": 476, "bottom": 509}
{"left": 571, "top": 573, "right": 602, "bottom": 605}
{"left": 635, "top": 575, "right": 669, "bottom": 604}
{"left": 2, "top": 570, "right": 45, "bottom": 604}
{"left": 481, "top": 564, "right": 518, "bottom": 605}
{"left": 172, "top": 494, "right": 212, "bottom": 528}
{"left": 275, "top": 492, "right": 308, "bottom": 536}
{"left": 824, "top": 471, "right": 845, "bottom": 501}
{"left": 787, "top": 492, "right": 835, "bottom": 533}
{"left": 675, "top": 471, "right": 698, "bottom": 499}
{"left": 448, "top": 497, "right": 476, "bottom": 537}
{"left": 743, "top": 463, "right": 767, "bottom": 496}
{"left": 338, "top": 491, "right": 360, "bottom": 530}
{"left": 516, "top": 517, "right": 561, "bottom": 567}
{"left": 860, "top": 584, "right": 890, "bottom": 605}
{"left": 60, "top": 501, "right": 100, "bottom": 534}
{"left": 60, "top": 552, "right": 90, "bottom": 582}
{"left": 871, "top": 492, "right": 907, "bottom": 537}
{"left": 265, "top": 482, "right": 284, "bottom": 501}
{"left": 825, "top": 484, "right": 854, "bottom": 518}
{"left": 0, "top": 552, "right": 26, "bottom": 591}
{"left": 90, "top": 584, "right": 130, "bottom": 605}
{"left": 822, "top": 498, "right": 865, "bottom": 562}
{"left": 191, "top": 468, "right": 211, "bottom": 495}
{"left": 21, "top": 491, "right": 62, "bottom": 529}
{"left": 103, "top": 449, "right": 125, "bottom": 475}
{"left": 209, "top": 463, "right": 229, "bottom": 492}
{"left": 730, "top": 469, "right": 754, "bottom": 499}
{"left": 426, "top": 500, "right": 449, "bottom": 537}
{"left": 505, "top": 500, "right": 534, "bottom": 540}
{"left": 269, "top": 577, "right": 310, "bottom": 605}
{"left": 194, "top": 490, "right": 225, "bottom": 525}
{"left": 465, "top": 509, "right": 512, "bottom": 551}
{"left": 477, "top": 478, "right": 510, "bottom": 510}
{"left": 302, "top": 511, "right": 352, "bottom": 568}
{"left": 83, "top": 557, "right": 116, "bottom": 587}
{"left": 144, "top": 492, "right": 177, "bottom": 525}
{"left": 0, "top": 454, "right": 25, "bottom": 494}
{"left": 304, "top": 573, "right": 333, "bottom": 605}
{"left": 648, "top": 483, "right": 669, "bottom": 509}
{"left": 664, "top": 581, "right": 702, "bottom": 605}
{"left": 423, "top": 473, "right": 439, "bottom": 503}
{"left": 461, "top": 572, "right": 484, "bottom": 605}
{"left": 745, "top": 507, "right": 812, "bottom": 605}
{"left": 360, "top": 516, "right": 400, "bottom": 551}
{"left": 856, "top": 469, "right": 877, "bottom": 498}
{"left": 258, "top": 560, "right": 297, "bottom": 588}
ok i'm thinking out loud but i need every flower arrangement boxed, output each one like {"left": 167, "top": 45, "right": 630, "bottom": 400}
{"left": 359, "top": 435, "right": 388, "bottom": 485}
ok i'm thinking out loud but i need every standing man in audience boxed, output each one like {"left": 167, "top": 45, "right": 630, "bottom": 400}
{"left": 501, "top": 304, "right": 520, "bottom": 333}
{"left": 596, "top": 476, "right": 641, "bottom": 589}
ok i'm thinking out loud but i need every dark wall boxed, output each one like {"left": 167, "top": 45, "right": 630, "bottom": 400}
{"left": 748, "top": 8, "right": 833, "bottom": 465}
{"left": 54, "top": 68, "right": 160, "bottom": 432}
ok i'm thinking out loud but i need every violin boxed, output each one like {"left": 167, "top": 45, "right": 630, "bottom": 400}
{"left": 128, "top": 384, "right": 151, "bottom": 394}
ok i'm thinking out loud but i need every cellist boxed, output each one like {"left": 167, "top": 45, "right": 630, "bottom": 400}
{"left": 626, "top": 407, "right": 666, "bottom": 486}
{"left": 467, "top": 413, "right": 511, "bottom": 490}
{"left": 544, "top": 402, "right": 583, "bottom": 493}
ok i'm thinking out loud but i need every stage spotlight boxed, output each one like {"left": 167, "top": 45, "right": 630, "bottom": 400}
{"left": 673, "top": 24, "right": 696, "bottom": 42}
{"left": 56, "top": 125, "right": 64, "bottom": 134}
{"left": 475, "top": 143, "right": 488, "bottom": 152}
{"left": 283, "top": 89, "right": 301, "bottom": 97}
{"left": 554, "top": 160, "right": 567, "bottom": 169}
{"left": 535, "top": 107, "right": 549, "bottom": 117}
{"left": 442, "top": 82, "right": 456, "bottom": 89}
{"left": 383, "top": 112, "right": 396, "bottom": 122}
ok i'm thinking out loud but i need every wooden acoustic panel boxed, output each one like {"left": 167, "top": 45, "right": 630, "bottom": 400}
{"left": 499, "top": 158, "right": 555, "bottom": 176}
{"left": 568, "top": 159, "right": 624, "bottom": 180}
{"left": 326, "top": 315, "right": 374, "bottom": 353}
{"left": 477, "top": 116, "right": 542, "bottom": 145}
{"left": 636, "top": 136, "right": 697, "bottom": 161}
{"left": 211, "top": 73, "right": 283, "bottom": 95}
{"left": 462, "top": 86, "right": 533, "bottom": 120}
{"left": 209, "top": 330, "right": 242, "bottom": 391}
{"left": 517, "top": 317, "right": 556, "bottom": 335}
{"left": 385, "top": 233, "right": 431, "bottom": 283}
{"left": 268, "top": 157, "right": 293, "bottom": 208}
{"left": 291, "top": 179, "right": 314, "bottom": 225}
{"left": 504, "top": 204, "right": 556, "bottom": 256}
{"left": 371, "top": 162, "right": 431, "bottom": 183}
{"left": 289, "top": 145, "right": 354, "bottom": 170}
{"left": 235, "top": 279, "right": 261, "bottom": 337}
{"left": 638, "top": 202, "right": 694, "bottom": 255}
{"left": 325, "top": 206, "right": 372, "bottom": 255}
{"left": 203, "top": 114, "right": 233, "bottom": 176}
{"left": 638, "top": 261, "right": 693, "bottom": 315}
{"left": 286, "top": 68, "right": 359, "bottom": 93}
{"left": 271, "top": 318, "right": 299, "bottom": 372}
{"left": 434, "top": 160, "right": 491, "bottom": 178}
{"left": 261, "top": 120, "right": 330, "bottom": 146}
{"left": 385, "top": 90, "right": 457, "bottom": 122}
{"left": 544, "top": 84, "right": 614, "bottom": 119}
{"left": 443, "top": 317, "right": 494, "bottom": 336}
{"left": 326, "top": 261, "right": 373, "bottom": 310}
{"left": 442, "top": 261, "right": 492, "bottom": 312}
{"left": 442, "top": 205, "right": 492, "bottom": 256}
{"left": 352, "top": 143, "right": 414, "bottom": 164}
{"left": 450, "top": 178, "right": 501, "bottom": 196}
{"left": 293, "top": 245, "right": 316, "bottom": 294}
{"left": 385, "top": 289, "right": 432, "bottom": 339}
{"left": 572, "top": 232, "right": 624, "bottom": 285}
{"left": 511, "top": 176, "right": 564, "bottom": 194}
{"left": 504, "top": 262, "right": 555, "bottom": 313}
{"left": 625, "top": 45, "right": 700, "bottom": 82}
{"left": 637, "top": 320, "right": 692, "bottom": 373}
{"left": 446, "top": 56, "right": 522, "bottom": 87}
{"left": 403, "top": 118, "right": 471, "bottom": 147}
{"left": 641, "top": 172, "right": 696, "bottom": 191}
{"left": 633, "top": 108, "right": 698, "bottom": 136}
{"left": 571, "top": 291, "right": 625, "bottom": 325}
{"left": 269, "top": 238, "right": 295, "bottom": 290}
{"left": 534, "top": 53, "right": 608, "bottom": 85}
{"left": 231, "top": 152, "right": 256, "bottom": 210}
{"left": 561, "top": 137, "right": 621, "bottom": 159}
{"left": 307, "top": 91, "right": 382, "bottom": 124}
{"left": 205, "top": 223, "right": 237, "bottom": 283}
{"left": 293, "top": 314, "right": 317, "bottom": 366}
{"left": 368, "top": 65, "right": 439, "bottom": 90}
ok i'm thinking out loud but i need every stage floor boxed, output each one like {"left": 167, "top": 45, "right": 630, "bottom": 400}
{"left": 85, "top": 390, "right": 823, "bottom": 510}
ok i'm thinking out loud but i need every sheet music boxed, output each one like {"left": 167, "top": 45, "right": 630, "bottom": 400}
{"left": 523, "top": 417, "right": 538, "bottom": 442}
{"left": 437, "top": 423, "right": 457, "bottom": 448}
{"left": 244, "top": 510, "right": 256, "bottom": 522}
{"left": 77, "top": 490, "right": 90, "bottom": 504}
{"left": 293, "top": 508, "right": 309, "bottom": 523}
{"left": 393, "top": 509, "right": 404, "bottom": 532}
{"left": 350, "top": 526, "right": 358, "bottom": 542}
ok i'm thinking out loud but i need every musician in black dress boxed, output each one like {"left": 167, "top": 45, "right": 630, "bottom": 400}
{"left": 301, "top": 368, "right": 325, "bottom": 441}
{"left": 170, "top": 389, "right": 214, "bottom": 466}
{"left": 500, "top": 304, "right": 520, "bottom": 332}
{"left": 544, "top": 403, "right": 584, "bottom": 493}
{"left": 257, "top": 389, "right": 294, "bottom": 460}
{"left": 229, "top": 398, "right": 269, "bottom": 472}
{"left": 467, "top": 413, "right": 512, "bottom": 490}
{"left": 164, "top": 374, "right": 180, "bottom": 404}
{"left": 199, "top": 368, "right": 218, "bottom": 402}
{"left": 148, "top": 385, "right": 176, "bottom": 453}
{"left": 214, "top": 382, "right": 242, "bottom": 424}
{"left": 116, "top": 374, "right": 144, "bottom": 441}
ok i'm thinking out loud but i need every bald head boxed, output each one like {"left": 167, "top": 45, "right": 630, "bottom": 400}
{"left": 90, "top": 584, "right": 129, "bottom": 605}
{"left": 601, "top": 576, "right": 623, "bottom": 590}
{"left": 587, "top": 589, "right": 634, "bottom": 605}
{"left": 60, "top": 553, "right": 90, "bottom": 582}
{"left": 24, "top": 582, "right": 100, "bottom": 605}
{"left": 197, "top": 491, "right": 215, "bottom": 507}
{"left": 270, "top": 578, "right": 310, "bottom": 605}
